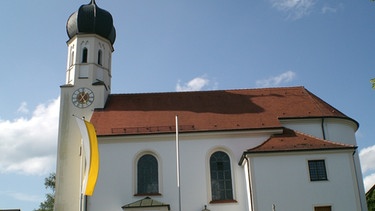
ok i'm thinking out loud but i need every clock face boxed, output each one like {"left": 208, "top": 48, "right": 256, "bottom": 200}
{"left": 72, "top": 87, "right": 94, "bottom": 108}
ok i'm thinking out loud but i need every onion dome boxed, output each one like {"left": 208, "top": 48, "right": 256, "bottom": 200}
{"left": 67, "top": 0, "right": 116, "bottom": 44}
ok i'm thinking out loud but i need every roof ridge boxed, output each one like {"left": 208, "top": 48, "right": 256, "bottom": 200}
{"left": 291, "top": 128, "right": 356, "bottom": 148}
{"left": 246, "top": 127, "right": 356, "bottom": 153}
{"left": 304, "top": 89, "right": 346, "bottom": 117}
{"left": 109, "top": 86, "right": 306, "bottom": 96}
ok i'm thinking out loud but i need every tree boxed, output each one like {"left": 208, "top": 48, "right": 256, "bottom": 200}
{"left": 367, "top": 184, "right": 375, "bottom": 211}
{"left": 371, "top": 78, "right": 375, "bottom": 89}
{"left": 34, "top": 173, "right": 55, "bottom": 211}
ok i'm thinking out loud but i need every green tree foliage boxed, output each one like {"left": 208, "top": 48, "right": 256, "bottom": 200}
{"left": 367, "top": 184, "right": 375, "bottom": 211}
{"left": 34, "top": 173, "right": 55, "bottom": 211}
{"left": 371, "top": 78, "right": 375, "bottom": 89}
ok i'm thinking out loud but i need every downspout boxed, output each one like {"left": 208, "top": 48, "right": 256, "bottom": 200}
{"left": 321, "top": 118, "right": 326, "bottom": 140}
{"left": 244, "top": 156, "right": 254, "bottom": 211}
{"left": 352, "top": 150, "right": 366, "bottom": 211}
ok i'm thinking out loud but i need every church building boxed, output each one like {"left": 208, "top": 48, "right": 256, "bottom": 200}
{"left": 54, "top": 1, "right": 368, "bottom": 211}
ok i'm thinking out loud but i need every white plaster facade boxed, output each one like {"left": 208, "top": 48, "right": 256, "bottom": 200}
{"left": 280, "top": 118, "right": 367, "bottom": 209}
{"left": 88, "top": 131, "right": 271, "bottom": 211}
{"left": 85, "top": 119, "right": 367, "bottom": 211}
{"left": 244, "top": 151, "right": 361, "bottom": 210}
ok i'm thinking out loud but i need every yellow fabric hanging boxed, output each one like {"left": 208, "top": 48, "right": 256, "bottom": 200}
{"left": 75, "top": 117, "right": 100, "bottom": 196}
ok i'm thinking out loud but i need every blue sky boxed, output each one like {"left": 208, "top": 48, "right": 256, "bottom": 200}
{"left": 1, "top": 0, "right": 375, "bottom": 210}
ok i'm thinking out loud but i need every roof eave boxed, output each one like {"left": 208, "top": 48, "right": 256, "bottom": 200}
{"left": 239, "top": 146, "right": 357, "bottom": 165}
{"left": 244, "top": 146, "right": 357, "bottom": 155}
{"left": 97, "top": 126, "right": 285, "bottom": 138}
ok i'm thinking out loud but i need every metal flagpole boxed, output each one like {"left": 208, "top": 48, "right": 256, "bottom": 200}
{"left": 175, "top": 116, "right": 182, "bottom": 211}
{"left": 79, "top": 139, "right": 84, "bottom": 211}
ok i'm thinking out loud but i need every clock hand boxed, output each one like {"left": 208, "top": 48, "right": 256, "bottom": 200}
{"left": 79, "top": 93, "right": 87, "bottom": 103}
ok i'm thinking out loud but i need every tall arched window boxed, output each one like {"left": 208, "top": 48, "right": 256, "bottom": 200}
{"left": 137, "top": 154, "right": 159, "bottom": 194}
{"left": 82, "top": 48, "right": 88, "bottom": 63}
{"left": 98, "top": 50, "right": 102, "bottom": 65}
{"left": 210, "top": 151, "right": 233, "bottom": 201}
{"left": 70, "top": 50, "right": 75, "bottom": 66}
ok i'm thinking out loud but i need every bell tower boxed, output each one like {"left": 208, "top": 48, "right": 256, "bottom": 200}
{"left": 65, "top": 0, "right": 116, "bottom": 110}
{"left": 54, "top": 1, "right": 115, "bottom": 210}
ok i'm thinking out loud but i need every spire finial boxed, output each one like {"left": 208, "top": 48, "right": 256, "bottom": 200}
{"left": 91, "top": 0, "right": 96, "bottom": 5}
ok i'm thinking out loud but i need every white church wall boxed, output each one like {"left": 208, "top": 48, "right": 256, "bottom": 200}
{"left": 247, "top": 150, "right": 361, "bottom": 211}
{"left": 280, "top": 118, "right": 357, "bottom": 145}
{"left": 280, "top": 118, "right": 324, "bottom": 139}
{"left": 323, "top": 118, "right": 357, "bottom": 145}
{"left": 87, "top": 130, "right": 273, "bottom": 211}
{"left": 280, "top": 117, "right": 367, "bottom": 209}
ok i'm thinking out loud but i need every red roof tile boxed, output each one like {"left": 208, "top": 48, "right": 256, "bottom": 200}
{"left": 91, "top": 86, "right": 355, "bottom": 136}
{"left": 246, "top": 128, "right": 356, "bottom": 153}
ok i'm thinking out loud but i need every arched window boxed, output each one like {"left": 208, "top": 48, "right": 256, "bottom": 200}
{"left": 82, "top": 48, "right": 88, "bottom": 63}
{"left": 137, "top": 154, "right": 159, "bottom": 194}
{"left": 70, "top": 50, "right": 75, "bottom": 66}
{"left": 210, "top": 151, "right": 233, "bottom": 201}
{"left": 98, "top": 50, "right": 102, "bottom": 65}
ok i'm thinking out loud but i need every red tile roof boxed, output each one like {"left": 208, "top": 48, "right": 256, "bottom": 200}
{"left": 245, "top": 128, "right": 356, "bottom": 154}
{"left": 91, "top": 86, "right": 356, "bottom": 136}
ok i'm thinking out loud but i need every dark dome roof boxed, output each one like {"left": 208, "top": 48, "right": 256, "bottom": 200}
{"left": 67, "top": 0, "right": 116, "bottom": 44}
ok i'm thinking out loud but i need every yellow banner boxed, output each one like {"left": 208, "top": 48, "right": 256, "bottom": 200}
{"left": 75, "top": 117, "right": 100, "bottom": 196}
{"left": 84, "top": 120, "right": 99, "bottom": 196}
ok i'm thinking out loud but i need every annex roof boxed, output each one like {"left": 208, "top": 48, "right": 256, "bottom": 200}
{"left": 245, "top": 128, "right": 356, "bottom": 154}
{"left": 91, "top": 86, "right": 356, "bottom": 136}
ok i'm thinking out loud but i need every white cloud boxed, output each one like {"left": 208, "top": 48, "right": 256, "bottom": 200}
{"left": 17, "top": 102, "right": 29, "bottom": 115}
{"left": 176, "top": 76, "right": 213, "bottom": 92}
{"left": 0, "top": 190, "right": 43, "bottom": 203}
{"left": 321, "top": 6, "right": 337, "bottom": 14}
{"left": 359, "top": 145, "right": 375, "bottom": 192}
{"left": 256, "top": 71, "right": 296, "bottom": 87}
{"left": 0, "top": 97, "right": 59, "bottom": 176}
{"left": 271, "top": 0, "right": 315, "bottom": 20}
{"left": 321, "top": 3, "right": 343, "bottom": 14}
{"left": 360, "top": 145, "right": 375, "bottom": 174}
{"left": 363, "top": 173, "right": 375, "bottom": 192}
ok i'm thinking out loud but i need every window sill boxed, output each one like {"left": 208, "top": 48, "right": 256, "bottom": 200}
{"left": 210, "top": 199, "right": 237, "bottom": 204}
{"left": 134, "top": 193, "right": 162, "bottom": 197}
{"left": 310, "top": 179, "right": 328, "bottom": 182}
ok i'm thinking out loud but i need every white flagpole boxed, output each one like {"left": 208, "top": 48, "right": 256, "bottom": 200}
{"left": 175, "top": 116, "right": 182, "bottom": 211}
